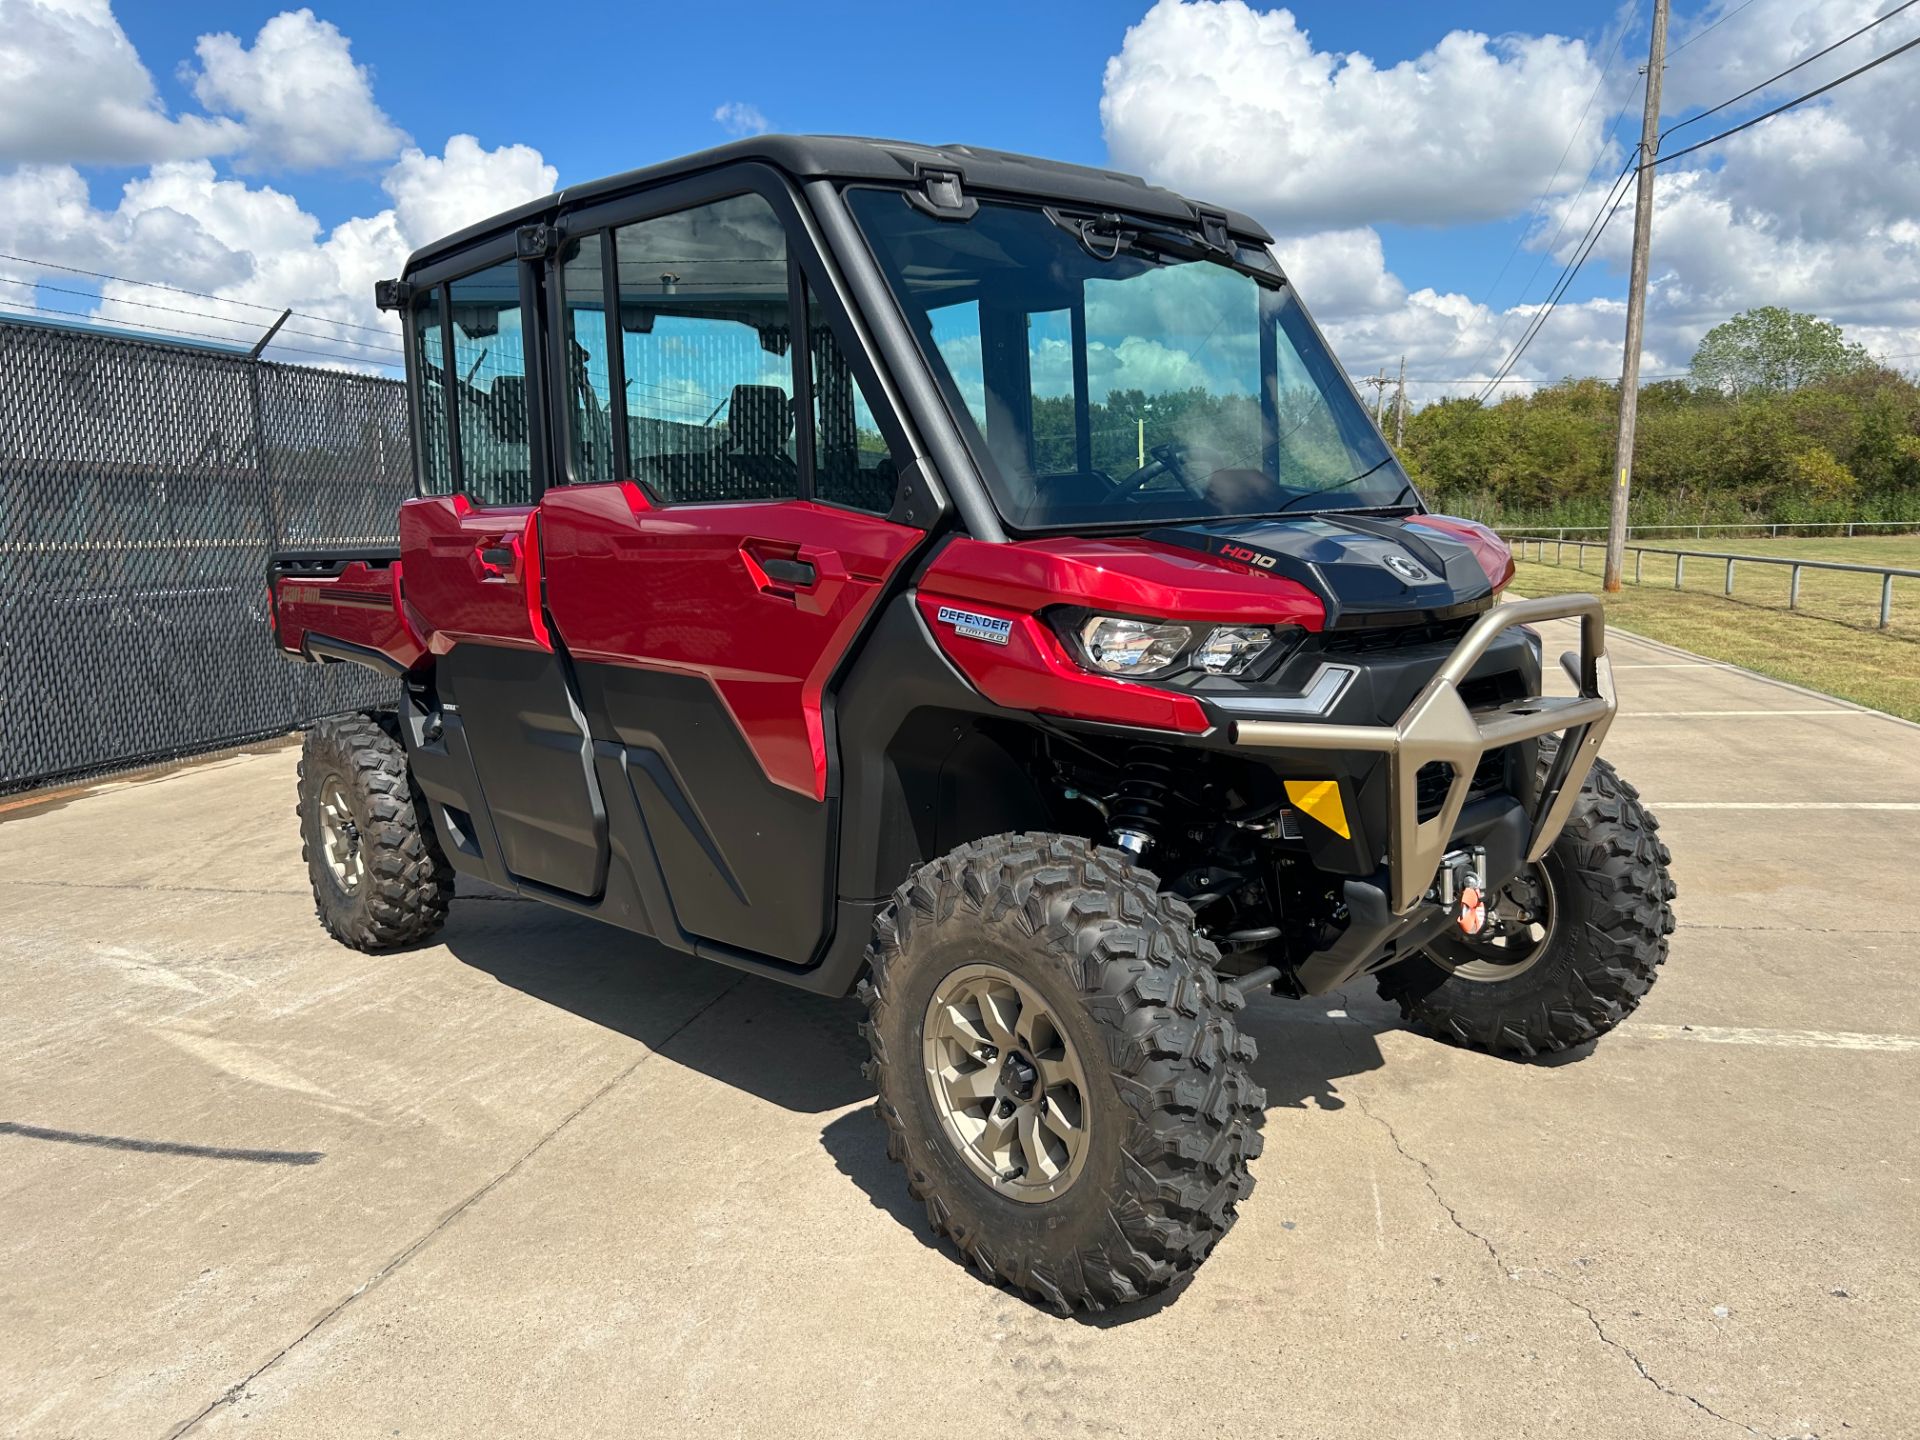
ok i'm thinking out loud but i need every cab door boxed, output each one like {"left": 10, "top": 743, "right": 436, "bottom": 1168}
{"left": 399, "top": 250, "right": 605, "bottom": 900}
{"left": 538, "top": 178, "right": 926, "bottom": 964}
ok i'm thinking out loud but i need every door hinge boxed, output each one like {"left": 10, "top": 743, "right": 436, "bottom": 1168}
{"left": 907, "top": 168, "right": 978, "bottom": 221}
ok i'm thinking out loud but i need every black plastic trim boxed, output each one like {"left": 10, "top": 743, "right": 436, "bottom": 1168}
{"left": 300, "top": 632, "right": 408, "bottom": 676}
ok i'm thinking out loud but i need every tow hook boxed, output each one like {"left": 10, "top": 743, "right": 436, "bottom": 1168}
{"left": 1430, "top": 846, "right": 1492, "bottom": 937}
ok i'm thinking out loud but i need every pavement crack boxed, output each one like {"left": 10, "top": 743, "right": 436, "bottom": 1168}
{"left": 1331, "top": 1022, "right": 1504, "bottom": 1269}
{"left": 8, "top": 878, "right": 307, "bottom": 898}
{"left": 159, "top": 976, "right": 746, "bottom": 1439}
{"left": 1563, "top": 1297, "right": 1772, "bottom": 1438}
{"left": 1330, "top": 1022, "right": 1772, "bottom": 1439}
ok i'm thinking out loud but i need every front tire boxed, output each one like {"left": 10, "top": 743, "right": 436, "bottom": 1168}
{"left": 1380, "top": 746, "right": 1676, "bottom": 1057}
{"left": 297, "top": 711, "right": 454, "bottom": 952}
{"left": 859, "top": 833, "right": 1266, "bottom": 1313}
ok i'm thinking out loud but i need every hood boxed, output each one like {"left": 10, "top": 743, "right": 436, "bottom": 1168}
{"left": 1143, "top": 514, "right": 1503, "bottom": 629}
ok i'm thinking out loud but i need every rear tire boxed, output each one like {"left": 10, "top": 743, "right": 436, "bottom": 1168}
{"left": 1380, "top": 744, "right": 1676, "bottom": 1057}
{"left": 297, "top": 711, "right": 453, "bottom": 952}
{"left": 859, "top": 833, "right": 1266, "bottom": 1313}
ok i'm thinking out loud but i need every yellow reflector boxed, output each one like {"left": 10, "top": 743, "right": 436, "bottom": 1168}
{"left": 1285, "top": 779, "right": 1350, "bottom": 840}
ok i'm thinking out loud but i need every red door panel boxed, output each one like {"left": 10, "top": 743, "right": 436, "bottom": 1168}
{"left": 540, "top": 482, "right": 923, "bottom": 798}
{"left": 398, "top": 495, "right": 548, "bottom": 653}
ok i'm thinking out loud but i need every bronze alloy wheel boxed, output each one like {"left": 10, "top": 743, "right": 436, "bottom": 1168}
{"left": 922, "top": 961, "right": 1092, "bottom": 1203}
{"left": 318, "top": 776, "right": 365, "bottom": 894}
{"left": 1428, "top": 863, "right": 1558, "bottom": 983}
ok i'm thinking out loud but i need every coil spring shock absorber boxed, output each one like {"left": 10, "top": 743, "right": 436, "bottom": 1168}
{"left": 1109, "top": 745, "right": 1174, "bottom": 856}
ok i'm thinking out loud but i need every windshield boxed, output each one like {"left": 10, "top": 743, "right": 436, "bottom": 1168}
{"left": 849, "top": 190, "right": 1412, "bottom": 531}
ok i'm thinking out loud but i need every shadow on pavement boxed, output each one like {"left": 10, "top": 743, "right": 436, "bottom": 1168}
{"left": 439, "top": 895, "right": 871, "bottom": 1115}
{"left": 442, "top": 884, "right": 1399, "bottom": 1324}
{"left": 818, "top": 988, "right": 1396, "bottom": 1324}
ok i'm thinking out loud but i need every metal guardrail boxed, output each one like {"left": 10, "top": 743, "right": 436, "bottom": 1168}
{"left": 1510, "top": 535, "right": 1920, "bottom": 629}
{"left": 1508, "top": 520, "right": 1920, "bottom": 541}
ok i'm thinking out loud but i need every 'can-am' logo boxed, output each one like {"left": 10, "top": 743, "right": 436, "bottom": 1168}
{"left": 1218, "top": 544, "right": 1276, "bottom": 570}
{"left": 1383, "top": 555, "right": 1432, "bottom": 583}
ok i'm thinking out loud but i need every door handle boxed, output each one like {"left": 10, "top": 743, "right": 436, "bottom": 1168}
{"left": 759, "top": 556, "right": 816, "bottom": 587}
{"left": 473, "top": 536, "right": 521, "bottom": 579}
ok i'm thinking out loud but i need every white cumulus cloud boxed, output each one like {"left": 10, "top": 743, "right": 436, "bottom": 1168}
{"left": 0, "top": 136, "right": 558, "bottom": 365}
{"left": 187, "top": 7, "right": 407, "bottom": 171}
{"left": 1101, "top": 0, "right": 1616, "bottom": 230}
{"left": 1100, "top": 0, "right": 1920, "bottom": 403}
{"left": 381, "top": 134, "right": 557, "bottom": 247}
{"left": 0, "top": 0, "right": 242, "bottom": 165}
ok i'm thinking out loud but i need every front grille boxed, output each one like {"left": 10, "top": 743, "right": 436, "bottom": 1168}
{"left": 1414, "top": 746, "right": 1513, "bottom": 822}
{"left": 1318, "top": 615, "right": 1475, "bottom": 655}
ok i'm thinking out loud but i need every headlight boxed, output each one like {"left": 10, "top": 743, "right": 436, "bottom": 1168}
{"left": 1194, "top": 625, "right": 1274, "bottom": 675}
{"left": 1079, "top": 616, "right": 1192, "bottom": 675}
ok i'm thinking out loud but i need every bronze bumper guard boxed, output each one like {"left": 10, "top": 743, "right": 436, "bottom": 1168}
{"left": 1231, "top": 594, "right": 1616, "bottom": 916}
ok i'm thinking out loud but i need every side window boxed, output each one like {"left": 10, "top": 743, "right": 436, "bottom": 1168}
{"left": 446, "top": 263, "right": 534, "bottom": 506}
{"left": 561, "top": 234, "right": 615, "bottom": 484}
{"left": 806, "top": 293, "right": 897, "bottom": 515}
{"left": 412, "top": 286, "right": 453, "bottom": 494}
{"left": 614, "top": 193, "right": 798, "bottom": 503}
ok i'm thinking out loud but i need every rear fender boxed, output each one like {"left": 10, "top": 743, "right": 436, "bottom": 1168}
{"left": 270, "top": 554, "right": 427, "bottom": 676}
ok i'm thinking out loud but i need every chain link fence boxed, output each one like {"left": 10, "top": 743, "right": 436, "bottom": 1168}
{"left": 0, "top": 318, "right": 412, "bottom": 793}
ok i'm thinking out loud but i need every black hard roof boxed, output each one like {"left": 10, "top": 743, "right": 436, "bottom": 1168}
{"left": 404, "top": 134, "right": 1273, "bottom": 273}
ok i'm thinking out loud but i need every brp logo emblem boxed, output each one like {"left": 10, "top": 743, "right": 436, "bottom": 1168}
{"left": 1383, "top": 554, "right": 1432, "bottom": 583}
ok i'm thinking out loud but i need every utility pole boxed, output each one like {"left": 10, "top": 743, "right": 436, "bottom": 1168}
{"left": 1371, "top": 369, "right": 1388, "bottom": 425}
{"left": 1393, "top": 355, "right": 1407, "bottom": 449}
{"left": 1605, "top": 0, "right": 1668, "bottom": 591}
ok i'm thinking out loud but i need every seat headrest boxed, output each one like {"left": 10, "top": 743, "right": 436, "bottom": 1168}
{"left": 726, "top": 384, "right": 792, "bottom": 454}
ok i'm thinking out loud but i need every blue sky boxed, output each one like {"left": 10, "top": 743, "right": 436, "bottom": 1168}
{"left": 8, "top": 1, "right": 1917, "bottom": 396}
{"left": 109, "top": 0, "right": 1627, "bottom": 309}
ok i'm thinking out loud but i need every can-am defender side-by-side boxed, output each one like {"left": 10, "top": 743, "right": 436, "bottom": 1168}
{"left": 268, "top": 137, "right": 1675, "bottom": 1312}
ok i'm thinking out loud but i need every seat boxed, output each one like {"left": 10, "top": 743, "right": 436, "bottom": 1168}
{"left": 723, "top": 384, "right": 798, "bottom": 498}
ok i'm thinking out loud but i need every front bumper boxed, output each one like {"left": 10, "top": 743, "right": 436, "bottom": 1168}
{"left": 1230, "top": 594, "right": 1615, "bottom": 915}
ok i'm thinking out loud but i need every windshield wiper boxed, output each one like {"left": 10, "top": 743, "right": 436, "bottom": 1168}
{"left": 1049, "top": 209, "right": 1286, "bottom": 289}
{"left": 1273, "top": 457, "right": 1397, "bottom": 513}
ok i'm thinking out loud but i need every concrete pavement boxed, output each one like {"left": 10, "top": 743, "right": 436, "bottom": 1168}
{"left": 2, "top": 623, "right": 1916, "bottom": 1439}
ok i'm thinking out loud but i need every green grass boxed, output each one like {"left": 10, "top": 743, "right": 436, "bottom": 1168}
{"left": 1512, "top": 533, "right": 1920, "bottom": 721}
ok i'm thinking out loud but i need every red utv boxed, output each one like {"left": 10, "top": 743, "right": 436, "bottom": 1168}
{"left": 269, "top": 137, "right": 1674, "bottom": 1312}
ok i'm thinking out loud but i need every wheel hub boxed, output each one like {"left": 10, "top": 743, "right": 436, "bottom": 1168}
{"left": 1427, "top": 863, "right": 1558, "bottom": 983}
{"left": 922, "top": 963, "right": 1092, "bottom": 1203}
{"left": 318, "top": 777, "right": 366, "bottom": 894}
{"left": 1001, "top": 1050, "right": 1038, "bottom": 1101}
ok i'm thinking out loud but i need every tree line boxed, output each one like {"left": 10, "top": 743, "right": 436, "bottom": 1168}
{"left": 1397, "top": 308, "right": 1920, "bottom": 528}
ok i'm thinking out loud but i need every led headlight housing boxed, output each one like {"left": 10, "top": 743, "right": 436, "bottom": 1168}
{"left": 1072, "top": 615, "right": 1287, "bottom": 679}
{"left": 1193, "top": 625, "right": 1274, "bottom": 675}
{"left": 1078, "top": 616, "right": 1193, "bottom": 675}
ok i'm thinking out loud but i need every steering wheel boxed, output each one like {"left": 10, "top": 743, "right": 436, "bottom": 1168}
{"left": 1110, "top": 441, "right": 1211, "bottom": 501}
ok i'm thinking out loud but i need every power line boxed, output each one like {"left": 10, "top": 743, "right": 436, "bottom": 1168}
{"left": 1469, "top": 21, "right": 1628, "bottom": 323}
{"left": 1464, "top": 72, "right": 1645, "bottom": 379}
{"left": 1470, "top": 15, "right": 1920, "bottom": 401}
{"left": 1666, "top": 0, "right": 1761, "bottom": 59}
{"left": 1662, "top": 0, "right": 1920, "bottom": 145}
{"left": 1475, "top": 158, "right": 1640, "bottom": 399}
{"left": 1655, "top": 31, "right": 1920, "bottom": 167}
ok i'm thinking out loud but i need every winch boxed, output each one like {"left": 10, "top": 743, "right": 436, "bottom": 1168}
{"left": 1431, "top": 845, "right": 1493, "bottom": 936}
